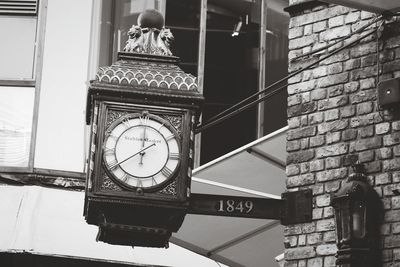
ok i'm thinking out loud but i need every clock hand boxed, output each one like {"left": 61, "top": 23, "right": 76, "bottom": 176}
{"left": 110, "top": 143, "right": 156, "bottom": 169}
{"left": 139, "top": 126, "right": 147, "bottom": 165}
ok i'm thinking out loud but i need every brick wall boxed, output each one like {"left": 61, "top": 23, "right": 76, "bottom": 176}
{"left": 285, "top": 1, "right": 400, "bottom": 266}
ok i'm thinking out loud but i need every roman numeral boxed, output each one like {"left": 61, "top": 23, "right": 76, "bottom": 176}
{"left": 122, "top": 118, "right": 131, "bottom": 127}
{"left": 121, "top": 173, "right": 128, "bottom": 182}
{"left": 169, "top": 153, "right": 180, "bottom": 160}
{"left": 165, "top": 134, "right": 174, "bottom": 141}
{"left": 109, "top": 134, "right": 118, "bottom": 140}
{"left": 139, "top": 115, "right": 149, "bottom": 126}
{"left": 104, "top": 148, "right": 115, "bottom": 156}
{"left": 151, "top": 176, "right": 157, "bottom": 186}
{"left": 136, "top": 179, "right": 143, "bottom": 188}
{"left": 161, "top": 166, "right": 173, "bottom": 177}
{"left": 107, "top": 159, "right": 118, "bottom": 170}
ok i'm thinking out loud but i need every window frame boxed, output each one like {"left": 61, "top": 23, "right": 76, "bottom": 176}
{"left": 0, "top": 0, "right": 48, "bottom": 172}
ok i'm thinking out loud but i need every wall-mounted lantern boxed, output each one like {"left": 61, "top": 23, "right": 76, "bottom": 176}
{"left": 331, "top": 163, "right": 381, "bottom": 267}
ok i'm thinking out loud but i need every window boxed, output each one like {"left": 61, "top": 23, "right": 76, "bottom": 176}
{"left": 0, "top": 0, "right": 43, "bottom": 169}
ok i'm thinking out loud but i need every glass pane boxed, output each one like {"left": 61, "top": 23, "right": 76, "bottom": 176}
{"left": 165, "top": 0, "right": 200, "bottom": 76}
{"left": 201, "top": 0, "right": 260, "bottom": 164}
{"left": 263, "top": 0, "right": 289, "bottom": 136}
{"left": 0, "top": 16, "right": 37, "bottom": 80}
{"left": 0, "top": 87, "right": 35, "bottom": 167}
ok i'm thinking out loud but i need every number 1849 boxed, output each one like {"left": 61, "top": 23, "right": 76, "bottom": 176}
{"left": 218, "top": 199, "right": 254, "bottom": 214}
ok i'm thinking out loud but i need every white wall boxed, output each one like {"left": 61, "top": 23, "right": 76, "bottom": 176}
{"left": 34, "top": 0, "right": 93, "bottom": 172}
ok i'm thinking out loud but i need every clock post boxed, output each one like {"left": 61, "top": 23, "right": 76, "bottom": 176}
{"left": 84, "top": 9, "right": 203, "bottom": 247}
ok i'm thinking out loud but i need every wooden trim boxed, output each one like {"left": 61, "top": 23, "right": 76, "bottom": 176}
{"left": 194, "top": 0, "right": 207, "bottom": 168}
{"left": 0, "top": 80, "right": 35, "bottom": 87}
{"left": 257, "top": 0, "right": 268, "bottom": 138}
{"left": 29, "top": 0, "right": 48, "bottom": 171}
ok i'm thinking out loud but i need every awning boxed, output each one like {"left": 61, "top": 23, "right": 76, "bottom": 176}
{"left": 172, "top": 126, "right": 288, "bottom": 267}
{"left": 322, "top": 0, "right": 400, "bottom": 13}
{"left": 0, "top": 126, "right": 288, "bottom": 267}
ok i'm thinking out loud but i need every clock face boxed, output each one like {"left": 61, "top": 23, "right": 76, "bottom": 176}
{"left": 103, "top": 112, "right": 180, "bottom": 190}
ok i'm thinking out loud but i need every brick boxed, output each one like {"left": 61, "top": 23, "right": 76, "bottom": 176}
{"left": 288, "top": 117, "right": 301, "bottom": 128}
{"left": 328, "top": 15, "right": 344, "bottom": 28}
{"left": 288, "top": 80, "right": 317, "bottom": 95}
{"left": 376, "top": 123, "right": 391, "bottom": 135}
{"left": 323, "top": 231, "right": 337, "bottom": 243}
{"left": 288, "top": 95, "right": 302, "bottom": 106}
{"left": 313, "top": 21, "right": 327, "bottom": 33}
{"left": 392, "top": 196, "right": 400, "bottom": 209}
{"left": 351, "top": 137, "right": 382, "bottom": 152}
{"left": 284, "top": 235, "right": 298, "bottom": 248}
{"left": 358, "top": 125, "right": 374, "bottom": 138}
{"left": 287, "top": 164, "right": 300, "bottom": 176}
{"left": 350, "top": 42, "right": 377, "bottom": 58}
{"left": 310, "top": 135, "right": 325, "bottom": 147}
{"left": 377, "top": 147, "right": 392, "bottom": 160}
{"left": 316, "top": 218, "right": 336, "bottom": 232}
{"left": 376, "top": 173, "right": 391, "bottom": 185}
{"left": 313, "top": 208, "right": 323, "bottom": 220}
{"left": 383, "top": 132, "right": 400, "bottom": 146}
{"left": 286, "top": 173, "right": 315, "bottom": 188}
{"left": 326, "top": 132, "right": 341, "bottom": 144}
{"left": 326, "top": 157, "right": 341, "bottom": 169}
{"left": 317, "top": 73, "right": 349, "bottom": 88}
{"left": 394, "top": 145, "right": 400, "bottom": 156}
{"left": 385, "top": 210, "right": 400, "bottom": 222}
{"left": 302, "top": 222, "right": 316, "bottom": 233}
{"left": 340, "top": 105, "right": 356, "bottom": 117}
{"left": 394, "top": 121, "right": 400, "bottom": 131}
{"left": 344, "top": 58, "right": 361, "bottom": 71}
{"left": 383, "top": 60, "right": 400, "bottom": 73}
{"left": 327, "top": 62, "right": 343, "bottom": 74}
{"left": 324, "top": 256, "right": 337, "bottom": 267}
{"left": 298, "top": 234, "right": 306, "bottom": 246}
{"left": 285, "top": 225, "right": 302, "bottom": 235}
{"left": 343, "top": 81, "right": 359, "bottom": 93}
{"left": 325, "top": 180, "right": 340, "bottom": 192}
{"left": 345, "top": 11, "right": 360, "bottom": 24}
{"left": 316, "top": 143, "right": 348, "bottom": 158}
{"left": 285, "top": 247, "right": 316, "bottom": 260}
{"left": 350, "top": 66, "right": 377, "bottom": 80}
{"left": 320, "top": 25, "right": 351, "bottom": 41}
{"left": 309, "top": 112, "right": 324, "bottom": 125}
{"left": 312, "top": 66, "right": 328, "bottom": 78}
{"left": 300, "top": 162, "right": 309, "bottom": 173}
{"left": 287, "top": 140, "right": 301, "bottom": 151}
{"left": 361, "top": 10, "right": 374, "bottom": 19}
{"left": 311, "top": 88, "right": 327, "bottom": 100}
{"left": 357, "top": 102, "right": 373, "bottom": 115}
{"left": 322, "top": 51, "right": 350, "bottom": 65}
{"left": 310, "top": 159, "right": 324, "bottom": 172}
{"left": 289, "top": 35, "right": 318, "bottom": 50}
{"left": 361, "top": 54, "right": 377, "bottom": 67}
{"left": 365, "top": 161, "right": 381, "bottom": 173}
{"left": 350, "top": 89, "right": 376, "bottom": 103}
{"left": 342, "top": 129, "right": 357, "bottom": 141}
{"left": 289, "top": 26, "right": 304, "bottom": 39}
{"left": 327, "top": 85, "right": 344, "bottom": 97}
{"left": 358, "top": 150, "right": 374, "bottom": 163}
{"left": 383, "top": 159, "right": 400, "bottom": 172}
{"left": 288, "top": 102, "right": 318, "bottom": 117}
{"left": 350, "top": 113, "right": 383, "bottom": 127}
{"left": 325, "top": 109, "right": 339, "bottom": 121}
{"left": 316, "top": 244, "right": 337, "bottom": 256}
{"left": 288, "top": 126, "right": 317, "bottom": 140}
{"left": 318, "top": 120, "right": 348, "bottom": 134}
{"left": 319, "top": 95, "right": 348, "bottom": 110}
{"left": 316, "top": 194, "right": 331, "bottom": 207}
{"left": 288, "top": 150, "right": 315, "bottom": 164}
{"left": 316, "top": 167, "right": 347, "bottom": 182}
{"left": 304, "top": 24, "right": 313, "bottom": 35}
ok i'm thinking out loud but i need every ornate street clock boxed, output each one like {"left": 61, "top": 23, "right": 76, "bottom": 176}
{"left": 84, "top": 10, "right": 203, "bottom": 247}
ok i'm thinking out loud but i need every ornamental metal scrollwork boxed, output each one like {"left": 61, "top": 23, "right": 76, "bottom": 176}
{"left": 159, "top": 180, "right": 177, "bottom": 196}
{"left": 106, "top": 110, "right": 128, "bottom": 129}
{"left": 161, "top": 115, "right": 182, "bottom": 136}
{"left": 101, "top": 174, "right": 123, "bottom": 191}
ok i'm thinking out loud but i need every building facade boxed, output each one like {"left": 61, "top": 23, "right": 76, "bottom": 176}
{"left": 285, "top": 0, "right": 400, "bottom": 266}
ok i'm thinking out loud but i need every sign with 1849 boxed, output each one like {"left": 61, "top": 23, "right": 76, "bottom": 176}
{"left": 188, "top": 194, "right": 283, "bottom": 220}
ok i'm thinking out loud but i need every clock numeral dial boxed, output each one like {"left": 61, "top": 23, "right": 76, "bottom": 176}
{"left": 161, "top": 166, "right": 173, "bottom": 178}
{"left": 169, "top": 152, "right": 180, "bottom": 160}
{"left": 103, "top": 112, "right": 181, "bottom": 190}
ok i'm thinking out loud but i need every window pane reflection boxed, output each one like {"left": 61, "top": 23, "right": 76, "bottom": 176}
{"left": 0, "top": 16, "right": 37, "bottom": 80}
{"left": 0, "top": 87, "right": 34, "bottom": 167}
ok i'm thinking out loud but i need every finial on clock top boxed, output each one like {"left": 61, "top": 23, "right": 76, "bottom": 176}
{"left": 123, "top": 9, "right": 174, "bottom": 56}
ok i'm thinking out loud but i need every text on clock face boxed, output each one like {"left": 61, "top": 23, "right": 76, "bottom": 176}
{"left": 103, "top": 113, "right": 181, "bottom": 189}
